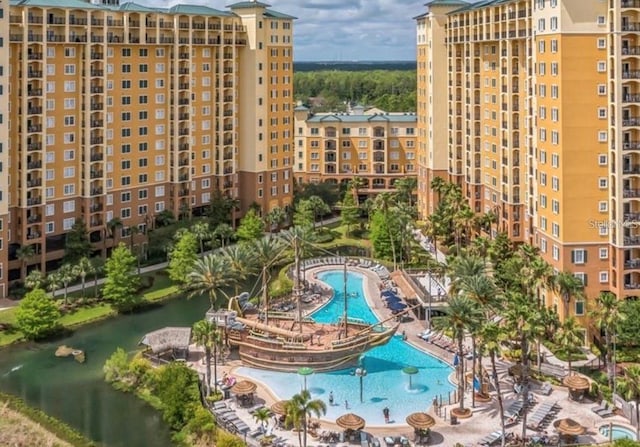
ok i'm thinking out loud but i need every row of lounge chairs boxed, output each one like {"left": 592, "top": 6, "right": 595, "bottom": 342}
{"left": 418, "top": 330, "right": 474, "bottom": 359}
{"left": 480, "top": 430, "right": 510, "bottom": 446}
{"left": 591, "top": 401, "right": 615, "bottom": 417}
{"left": 527, "top": 401, "right": 559, "bottom": 429}
{"left": 302, "top": 257, "right": 348, "bottom": 269}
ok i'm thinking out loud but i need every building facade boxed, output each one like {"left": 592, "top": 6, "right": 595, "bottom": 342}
{"left": 1, "top": 0, "right": 295, "bottom": 295}
{"left": 416, "top": 0, "right": 637, "bottom": 343}
{"left": 293, "top": 105, "right": 418, "bottom": 201}
{"left": 0, "top": 0, "right": 9, "bottom": 298}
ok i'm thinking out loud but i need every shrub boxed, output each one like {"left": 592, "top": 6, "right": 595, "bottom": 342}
{"left": 216, "top": 430, "right": 245, "bottom": 447}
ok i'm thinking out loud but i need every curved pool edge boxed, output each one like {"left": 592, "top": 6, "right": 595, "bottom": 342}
{"left": 598, "top": 422, "right": 639, "bottom": 441}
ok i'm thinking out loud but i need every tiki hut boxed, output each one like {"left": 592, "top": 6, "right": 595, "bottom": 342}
{"left": 562, "top": 374, "right": 590, "bottom": 401}
{"left": 271, "top": 400, "right": 289, "bottom": 416}
{"left": 405, "top": 413, "right": 435, "bottom": 430}
{"left": 231, "top": 380, "right": 257, "bottom": 407}
{"left": 336, "top": 413, "right": 366, "bottom": 431}
{"left": 553, "top": 417, "right": 586, "bottom": 443}
{"left": 140, "top": 327, "right": 192, "bottom": 360}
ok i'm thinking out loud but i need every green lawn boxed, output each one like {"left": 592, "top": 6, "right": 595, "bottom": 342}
{"left": 58, "top": 304, "right": 115, "bottom": 328}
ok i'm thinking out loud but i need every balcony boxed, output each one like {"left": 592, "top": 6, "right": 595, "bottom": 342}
{"left": 90, "top": 103, "right": 103, "bottom": 111}
{"left": 27, "top": 107, "right": 43, "bottom": 115}
{"left": 622, "top": 22, "right": 640, "bottom": 32}
{"left": 27, "top": 231, "right": 41, "bottom": 240}
{"left": 27, "top": 214, "right": 42, "bottom": 224}
{"left": 27, "top": 52, "right": 43, "bottom": 60}
{"left": 623, "top": 0, "right": 640, "bottom": 7}
{"left": 624, "top": 165, "right": 640, "bottom": 174}
{"left": 623, "top": 188, "right": 640, "bottom": 198}
{"left": 27, "top": 161, "right": 42, "bottom": 169}
{"left": 623, "top": 70, "right": 640, "bottom": 79}
{"left": 26, "top": 197, "right": 42, "bottom": 206}
{"left": 91, "top": 187, "right": 104, "bottom": 196}
{"left": 91, "top": 137, "right": 104, "bottom": 145}
{"left": 27, "top": 143, "right": 42, "bottom": 151}
{"left": 90, "top": 170, "right": 103, "bottom": 179}
{"left": 90, "top": 69, "right": 104, "bottom": 77}
{"left": 178, "top": 189, "right": 189, "bottom": 197}
{"left": 622, "top": 141, "right": 640, "bottom": 150}
{"left": 91, "top": 153, "right": 104, "bottom": 161}
{"left": 89, "top": 203, "right": 103, "bottom": 213}
{"left": 624, "top": 94, "right": 640, "bottom": 103}
{"left": 26, "top": 178, "right": 42, "bottom": 188}
{"left": 27, "top": 71, "right": 42, "bottom": 79}
{"left": 27, "top": 89, "right": 43, "bottom": 97}
{"left": 623, "top": 117, "right": 640, "bottom": 126}
{"left": 91, "top": 120, "right": 104, "bottom": 128}
{"left": 27, "top": 125, "right": 42, "bottom": 133}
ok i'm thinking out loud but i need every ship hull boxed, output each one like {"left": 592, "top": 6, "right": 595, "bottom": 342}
{"left": 229, "top": 324, "right": 399, "bottom": 373}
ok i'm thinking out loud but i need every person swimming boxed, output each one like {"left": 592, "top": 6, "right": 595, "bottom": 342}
{"left": 329, "top": 391, "right": 334, "bottom": 405}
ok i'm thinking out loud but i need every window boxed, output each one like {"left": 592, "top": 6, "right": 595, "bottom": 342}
{"left": 599, "top": 248, "right": 608, "bottom": 259}
{"left": 571, "top": 249, "right": 587, "bottom": 264}
{"left": 552, "top": 245, "right": 559, "bottom": 261}
{"left": 598, "top": 154, "right": 607, "bottom": 165}
{"left": 597, "top": 15, "right": 606, "bottom": 25}
{"left": 597, "top": 38, "right": 606, "bottom": 49}
{"left": 598, "top": 131, "right": 608, "bottom": 142}
{"left": 63, "top": 200, "right": 75, "bottom": 213}
{"left": 598, "top": 177, "right": 607, "bottom": 188}
{"left": 63, "top": 218, "right": 75, "bottom": 231}
{"left": 599, "top": 271, "right": 609, "bottom": 283}
{"left": 597, "top": 61, "right": 606, "bottom": 72}
{"left": 599, "top": 201, "right": 608, "bottom": 212}
{"left": 575, "top": 300, "right": 585, "bottom": 316}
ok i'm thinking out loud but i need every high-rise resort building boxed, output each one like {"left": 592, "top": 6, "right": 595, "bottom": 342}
{"left": 293, "top": 105, "right": 418, "bottom": 202}
{"left": 416, "top": 0, "right": 640, "bottom": 343}
{"left": 0, "top": 0, "right": 295, "bottom": 296}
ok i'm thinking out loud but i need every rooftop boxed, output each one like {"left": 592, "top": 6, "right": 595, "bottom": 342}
{"left": 140, "top": 327, "right": 192, "bottom": 354}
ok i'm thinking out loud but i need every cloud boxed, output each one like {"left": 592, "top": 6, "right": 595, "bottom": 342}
{"left": 135, "top": 0, "right": 427, "bottom": 60}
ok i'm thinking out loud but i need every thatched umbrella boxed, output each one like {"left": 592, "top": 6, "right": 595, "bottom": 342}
{"left": 231, "top": 380, "right": 257, "bottom": 395}
{"left": 563, "top": 374, "right": 590, "bottom": 390}
{"left": 405, "top": 412, "right": 435, "bottom": 430}
{"left": 336, "top": 413, "right": 366, "bottom": 431}
{"left": 271, "top": 400, "right": 289, "bottom": 416}
{"left": 553, "top": 418, "right": 586, "bottom": 436}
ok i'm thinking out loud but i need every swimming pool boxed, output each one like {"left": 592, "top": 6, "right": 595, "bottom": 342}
{"left": 236, "top": 270, "right": 454, "bottom": 426}
{"left": 599, "top": 423, "right": 638, "bottom": 441}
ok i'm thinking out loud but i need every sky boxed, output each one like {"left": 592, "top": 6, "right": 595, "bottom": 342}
{"left": 141, "top": 0, "right": 430, "bottom": 61}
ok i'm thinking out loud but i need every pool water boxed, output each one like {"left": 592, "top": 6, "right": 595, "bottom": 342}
{"left": 236, "top": 270, "right": 454, "bottom": 426}
{"left": 599, "top": 423, "right": 638, "bottom": 441}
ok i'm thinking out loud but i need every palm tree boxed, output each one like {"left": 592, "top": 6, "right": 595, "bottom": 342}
{"left": 552, "top": 271, "right": 585, "bottom": 318}
{"left": 253, "top": 407, "right": 271, "bottom": 431}
{"left": 213, "top": 223, "right": 234, "bottom": 248}
{"left": 191, "top": 221, "right": 210, "bottom": 254}
{"left": 308, "top": 195, "right": 331, "bottom": 228}
{"left": 555, "top": 317, "right": 583, "bottom": 376}
{"left": 430, "top": 176, "right": 448, "bottom": 206}
{"left": 279, "top": 226, "right": 315, "bottom": 329}
{"left": 252, "top": 235, "right": 287, "bottom": 325}
{"left": 433, "top": 295, "right": 482, "bottom": 414}
{"left": 46, "top": 271, "right": 63, "bottom": 298}
{"left": 90, "top": 257, "right": 105, "bottom": 298}
{"left": 287, "top": 389, "right": 327, "bottom": 447}
{"left": 187, "top": 254, "right": 233, "bottom": 309}
{"left": 590, "top": 291, "right": 626, "bottom": 389}
{"left": 394, "top": 177, "right": 418, "bottom": 208}
{"left": 220, "top": 244, "right": 256, "bottom": 296}
{"left": 192, "top": 319, "right": 220, "bottom": 396}
{"left": 266, "top": 207, "right": 285, "bottom": 233}
{"left": 349, "top": 176, "right": 366, "bottom": 205}
{"left": 16, "top": 244, "right": 36, "bottom": 280}
{"left": 74, "top": 257, "right": 95, "bottom": 299}
{"left": 480, "top": 322, "right": 507, "bottom": 447}
{"left": 448, "top": 253, "right": 486, "bottom": 296}
{"left": 107, "top": 217, "right": 123, "bottom": 248}
{"left": 618, "top": 365, "right": 640, "bottom": 440}
{"left": 374, "top": 192, "right": 398, "bottom": 270}
{"left": 58, "top": 264, "right": 77, "bottom": 306}
{"left": 24, "top": 269, "right": 45, "bottom": 290}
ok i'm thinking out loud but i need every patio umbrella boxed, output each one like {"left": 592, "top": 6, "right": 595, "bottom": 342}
{"left": 553, "top": 418, "right": 586, "bottom": 436}
{"left": 298, "top": 367, "right": 314, "bottom": 390}
{"left": 405, "top": 412, "right": 435, "bottom": 430}
{"left": 336, "top": 413, "right": 366, "bottom": 431}
{"left": 403, "top": 366, "right": 419, "bottom": 389}
{"left": 563, "top": 374, "right": 590, "bottom": 390}
{"left": 231, "top": 380, "right": 257, "bottom": 395}
{"left": 271, "top": 400, "right": 289, "bottom": 416}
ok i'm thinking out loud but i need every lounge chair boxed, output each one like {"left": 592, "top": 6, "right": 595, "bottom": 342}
{"left": 480, "top": 431, "right": 504, "bottom": 446}
{"left": 591, "top": 401, "right": 607, "bottom": 414}
{"left": 540, "top": 382, "right": 553, "bottom": 396}
{"left": 384, "top": 436, "right": 395, "bottom": 447}
{"left": 596, "top": 403, "right": 614, "bottom": 417}
{"left": 372, "top": 438, "right": 381, "bottom": 447}
{"left": 213, "top": 401, "right": 227, "bottom": 410}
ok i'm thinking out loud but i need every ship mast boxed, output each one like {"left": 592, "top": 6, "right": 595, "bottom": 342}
{"left": 294, "top": 234, "right": 304, "bottom": 332}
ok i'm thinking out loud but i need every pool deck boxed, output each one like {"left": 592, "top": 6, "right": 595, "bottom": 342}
{"left": 190, "top": 263, "right": 631, "bottom": 446}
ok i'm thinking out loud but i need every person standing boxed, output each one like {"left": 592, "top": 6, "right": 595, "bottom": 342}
{"left": 329, "top": 391, "right": 334, "bottom": 406}
{"left": 383, "top": 407, "right": 390, "bottom": 423}
{"left": 344, "top": 400, "right": 349, "bottom": 410}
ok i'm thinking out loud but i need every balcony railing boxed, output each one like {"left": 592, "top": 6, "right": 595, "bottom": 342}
{"left": 623, "top": 188, "right": 640, "bottom": 197}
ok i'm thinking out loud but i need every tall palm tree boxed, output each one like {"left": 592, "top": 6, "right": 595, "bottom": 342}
{"left": 453, "top": 207, "right": 475, "bottom": 251}
{"left": 213, "top": 223, "right": 234, "bottom": 248}
{"left": 433, "top": 295, "right": 482, "bottom": 413}
{"left": 286, "top": 389, "right": 327, "bottom": 447}
{"left": 46, "top": 271, "right": 62, "bottom": 298}
{"left": 448, "top": 253, "right": 486, "bottom": 296}
{"left": 106, "top": 217, "right": 123, "bottom": 248}
{"left": 192, "top": 319, "right": 220, "bottom": 396}
{"left": 24, "top": 269, "right": 45, "bottom": 290}
{"left": 16, "top": 244, "right": 36, "bottom": 280}
{"left": 374, "top": 192, "right": 399, "bottom": 270}
{"left": 187, "top": 254, "right": 232, "bottom": 309}
{"left": 618, "top": 365, "right": 640, "bottom": 440}
{"left": 90, "top": 257, "right": 105, "bottom": 299}
{"left": 480, "top": 322, "right": 507, "bottom": 447}
{"left": 58, "top": 264, "right": 77, "bottom": 306}
{"left": 74, "top": 257, "right": 95, "bottom": 299}
{"left": 266, "top": 207, "right": 285, "bottom": 233}
{"left": 308, "top": 196, "right": 331, "bottom": 228}
{"left": 552, "top": 271, "right": 585, "bottom": 318}
{"left": 252, "top": 235, "right": 287, "bottom": 325}
{"left": 349, "top": 176, "right": 366, "bottom": 205}
{"left": 555, "top": 317, "right": 583, "bottom": 376}
{"left": 220, "top": 244, "right": 256, "bottom": 296}
{"left": 191, "top": 221, "right": 210, "bottom": 254}
{"left": 394, "top": 177, "right": 418, "bottom": 208}
{"left": 590, "top": 291, "right": 626, "bottom": 388}
{"left": 279, "top": 226, "right": 315, "bottom": 330}
{"left": 430, "top": 176, "right": 448, "bottom": 206}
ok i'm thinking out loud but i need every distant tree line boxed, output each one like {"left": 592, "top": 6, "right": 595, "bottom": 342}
{"left": 294, "top": 61, "right": 416, "bottom": 72}
{"left": 294, "top": 70, "right": 416, "bottom": 113}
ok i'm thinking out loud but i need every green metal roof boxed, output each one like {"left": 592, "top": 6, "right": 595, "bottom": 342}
{"left": 307, "top": 113, "right": 417, "bottom": 124}
{"left": 118, "top": 2, "right": 159, "bottom": 13}
{"left": 227, "top": 1, "right": 271, "bottom": 9}
{"left": 168, "top": 4, "right": 231, "bottom": 16}
{"left": 11, "top": 0, "right": 102, "bottom": 9}
{"left": 425, "top": 0, "right": 469, "bottom": 6}
{"left": 264, "top": 10, "right": 297, "bottom": 20}
{"left": 450, "top": 0, "right": 518, "bottom": 14}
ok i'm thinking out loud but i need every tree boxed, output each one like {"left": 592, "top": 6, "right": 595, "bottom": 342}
{"left": 555, "top": 317, "right": 583, "bottom": 376}
{"left": 90, "top": 257, "right": 105, "bottom": 298}
{"left": 369, "top": 209, "right": 402, "bottom": 267}
{"left": 155, "top": 209, "right": 176, "bottom": 228}
{"left": 394, "top": 177, "right": 418, "bottom": 208}
{"left": 552, "top": 271, "right": 584, "bottom": 318}
{"left": 15, "top": 288, "right": 61, "bottom": 340}
{"left": 168, "top": 230, "right": 199, "bottom": 284}
{"left": 349, "top": 177, "right": 366, "bottom": 204}
{"left": 618, "top": 365, "right": 640, "bottom": 440}
{"left": 187, "top": 254, "right": 232, "bottom": 309}
{"left": 192, "top": 319, "right": 220, "bottom": 397}
{"left": 480, "top": 322, "right": 507, "bottom": 447}
{"left": 213, "top": 223, "right": 234, "bottom": 248}
{"left": 107, "top": 217, "right": 123, "bottom": 247}
{"left": 103, "top": 347, "right": 130, "bottom": 383}
{"left": 590, "top": 292, "right": 626, "bottom": 388}
{"left": 57, "top": 264, "right": 77, "bottom": 306}
{"left": 266, "top": 207, "right": 286, "bottom": 233}
{"left": 46, "top": 271, "right": 62, "bottom": 298}
{"left": 24, "top": 269, "right": 45, "bottom": 291}
{"left": 236, "top": 208, "right": 264, "bottom": 242}
{"left": 432, "top": 295, "right": 482, "bottom": 414}
{"left": 293, "top": 199, "right": 315, "bottom": 229}
{"left": 103, "top": 244, "right": 141, "bottom": 313}
{"left": 308, "top": 195, "right": 331, "bottom": 228}
{"left": 252, "top": 235, "right": 288, "bottom": 325}
{"left": 205, "top": 189, "right": 237, "bottom": 228}
{"left": 74, "top": 257, "right": 95, "bottom": 299}
{"left": 253, "top": 407, "right": 271, "bottom": 431}
{"left": 190, "top": 221, "right": 210, "bottom": 254}
{"left": 286, "top": 389, "right": 327, "bottom": 447}
{"left": 340, "top": 187, "right": 360, "bottom": 236}
{"left": 220, "top": 244, "right": 255, "bottom": 296}
{"left": 64, "top": 219, "right": 92, "bottom": 264}
{"left": 294, "top": 181, "right": 340, "bottom": 209}
{"left": 16, "top": 244, "right": 35, "bottom": 280}
{"left": 152, "top": 362, "right": 201, "bottom": 430}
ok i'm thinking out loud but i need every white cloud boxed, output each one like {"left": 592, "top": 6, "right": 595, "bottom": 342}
{"left": 132, "top": 0, "right": 426, "bottom": 60}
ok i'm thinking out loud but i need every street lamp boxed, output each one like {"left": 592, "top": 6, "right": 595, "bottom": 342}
{"left": 355, "top": 367, "right": 367, "bottom": 403}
